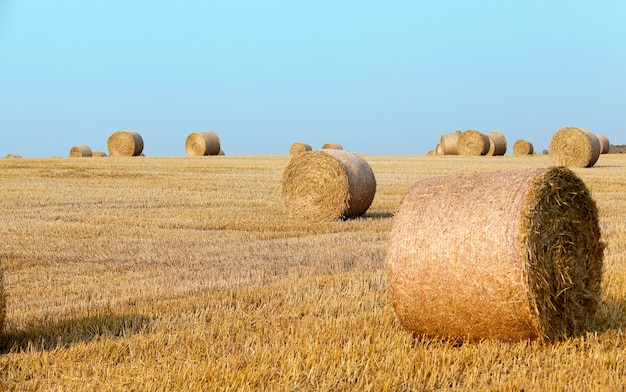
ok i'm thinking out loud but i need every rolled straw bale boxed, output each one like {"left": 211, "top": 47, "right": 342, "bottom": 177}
{"left": 322, "top": 143, "right": 343, "bottom": 150}
{"left": 513, "top": 139, "right": 534, "bottom": 155}
{"left": 457, "top": 130, "right": 490, "bottom": 156}
{"left": 5, "top": 154, "right": 21, "bottom": 159}
{"left": 435, "top": 143, "right": 444, "bottom": 155}
{"left": 281, "top": 149, "right": 376, "bottom": 220}
{"left": 487, "top": 131, "right": 507, "bottom": 156}
{"left": 426, "top": 150, "right": 436, "bottom": 156}
{"left": 185, "top": 131, "right": 221, "bottom": 156}
{"left": 69, "top": 145, "right": 93, "bottom": 158}
{"left": 92, "top": 151, "right": 107, "bottom": 157}
{"left": 218, "top": 149, "right": 225, "bottom": 156}
{"left": 439, "top": 130, "right": 462, "bottom": 155}
{"left": 289, "top": 142, "right": 312, "bottom": 155}
{"left": 596, "top": 134, "right": 610, "bottom": 154}
{"left": 388, "top": 167, "right": 604, "bottom": 342}
{"left": 548, "top": 127, "right": 600, "bottom": 168}
{"left": 107, "top": 130, "right": 144, "bottom": 157}
{"left": 485, "top": 136, "right": 496, "bottom": 156}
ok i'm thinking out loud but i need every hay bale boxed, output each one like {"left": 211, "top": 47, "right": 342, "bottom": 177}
{"left": 596, "top": 134, "right": 610, "bottom": 154}
{"left": 92, "top": 151, "right": 107, "bottom": 157}
{"left": 426, "top": 150, "right": 436, "bottom": 156}
{"left": 322, "top": 143, "right": 343, "bottom": 150}
{"left": 5, "top": 154, "right": 21, "bottom": 159}
{"left": 485, "top": 136, "right": 496, "bottom": 156}
{"left": 387, "top": 167, "right": 604, "bottom": 342}
{"left": 439, "top": 130, "right": 462, "bottom": 155}
{"left": 69, "top": 145, "right": 93, "bottom": 157}
{"left": 435, "top": 143, "right": 444, "bottom": 155}
{"left": 185, "top": 131, "right": 221, "bottom": 156}
{"left": 548, "top": 127, "right": 600, "bottom": 168}
{"left": 513, "top": 139, "right": 534, "bottom": 155}
{"left": 457, "top": 130, "right": 490, "bottom": 156}
{"left": 107, "top": 130, "right": 144, "bottom": 157}
{"left": 218, "top": 149, "right": 225, "bottom": 156}
{"left": 289, "top": 142, "right": 312, "bottom": 155}
{"left": 487, "top": 131, "right": 507, "bottom": 156}
{"left": 281, "top": 149, "right": 376, "bottom": 220}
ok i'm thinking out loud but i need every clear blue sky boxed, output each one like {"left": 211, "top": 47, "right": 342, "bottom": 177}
{"left": 1, "top": 1, "right": 624, "bottom": 157}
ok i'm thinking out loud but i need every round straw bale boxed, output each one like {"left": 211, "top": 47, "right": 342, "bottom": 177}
{"left": 388, "top": 167, "right": 603, "bottom": 342}
{"left": 485, "top": 136, "right": 496, "bottom": 156}
{"left": 548, "top": 127, "right": 600, "bottom": 167}
{"left": 513, "top": 139, "right": 534, "bottom": 155}
{"left": 322, "top": 143, "right": 343, "bottom": 150}
{"left": 218, "top": 149, "right": 225, "bottom": 156}
{"left": 185, "top": 131, "right": 221, "bottom": 156}
{"left": 435, "top": 143, "right": 444, "bottom": 155}
{"left": 107, "top": 130, "right": 144, "bottom": 157}
{"left": 92, "top": 151, "right": 107, "bottom": 157}
{"left": 426, "top": 150, "right": 436, "bottom": 156}
{"left": 5, "top": 154, "right": 21, "bottom": 159}
{"left": 69, "top": 145, "right": 93, "bottom": 157}
{"left": 281, "top": 150, "right": 376, "bottom": 220}
{"left": 487, "top": 131, "right": 507, "bottom": 156}
{"left": 596, "top": 134, "right": 610, "bottom": 154}
{"left": 457, "top": 130, "right": 490, "bottom": 156}
{"left": 289, "top": 142, "right": 312, "bottom": 155}
{"left": 439, "top": 130, "right": 462, "bottom": 155}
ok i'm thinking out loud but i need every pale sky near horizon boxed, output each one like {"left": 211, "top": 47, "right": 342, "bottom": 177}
{"left": 1, "top": 1, "right": 624, "bottom": 157}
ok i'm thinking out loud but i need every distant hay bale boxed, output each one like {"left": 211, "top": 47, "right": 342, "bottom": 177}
{"left": 548, "top": 127, "right": 600, "bottom": 168}
{"left": 322, "top": 143, "right": 343, "bottom": 150}
{"left": 69, "top": 145, "right": 93, "bottom": 158}
{"left": 513, "top": 139, "right": 534, "bottom": 155}
{"left": 92, "top": 151, "right": 107, "bottom": 157}
{"left": 5, "top": 154, "right": 21, "bottom": 159}
{"left": 596, "top": 134, "right": 610, "bottom": 154}
{"left": 218, "top": 149, "right": 225, "bottom": 156}
{"left": 388, "top": 167, "right": 604, "bottom": 342}
{"left": 487, "top": 131, "right": 507, "bottom": 156}
{"left": 457, "top": 130, "right": 490, "bottom": 156}
{"left": 289, "top": 142, "right": 312, "bottom": 155}
{"left": 107, "top": 130, "right": 144, "bottom": 157}
{"left": 426, "top": 150, "right": 436, "bottom": 156}
{"left": 439, "top": 130, "right": 462, "bottom": 155}
{"left": 435, "top": 143, "right": 444, "bottom": 155}
{"left": 281, "top": 149, "right": 376, "bottom": 220}
{"left": 485, "top": 136, "right": 496, "bottom": 156}
{"left": 185, "top": 131, "right": 221, "bottom": 156}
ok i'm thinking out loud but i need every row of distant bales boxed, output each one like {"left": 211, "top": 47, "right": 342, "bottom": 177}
{"left": 2, "top": 127, "right": 613, "bottom": 168}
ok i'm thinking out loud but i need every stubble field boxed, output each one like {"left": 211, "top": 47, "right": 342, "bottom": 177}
{"left": 1, "top": 153, "right": 626, "bottom": 390}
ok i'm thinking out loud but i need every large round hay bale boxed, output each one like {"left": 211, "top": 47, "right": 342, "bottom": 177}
{"left": 457, "top": 130, "right": 490, "bottom": 156}
{"left": 388, "top": 167, "right": 603, "bottom": 342}
{"left": 69, "top": 145, "right": 93, "bottom": 157}
{"left": 289, "top": 142, "right": 312, "bottom": 155}
{"left": 596, "top": 134, "right": 610, "bottom": 154}
{"left": 439, "top": 130, "right": 462, "bottom": 155}
{"left": 281, "top": 150, "right": 376, "bottom": 220}
{"left": 107, "top": 130, "right": 144, "bottom": 157}
{"left": 185, "top": 131, "right": 221, "bottom": 156}
{"left": 513, "top": 139, "right": 534, "bottom": 155}
{"left": 322, "top": 143, "right": 343, "bottom": 150}
{"left": 487, "top": 131, "right": 507, "bottom": 156}
{"left": 548, "top": 127, "right": 600, "bottom": 168}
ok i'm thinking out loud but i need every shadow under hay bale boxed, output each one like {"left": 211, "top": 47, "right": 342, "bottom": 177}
{"left": 387, "top": 167, "right": 604, "bottom": 342}
{"left": 513, "top": 139, "right": 534, "bottom": 155}
{"left": 289, "top": 142, "right": 312, "bottom": 155}
{"left": 281, "top": 149, "right": 376, "bottom": 220}
{"left": 69, "top": 145, "right": 93, "bottom": 158}
{"left": 185, "top": 131, "right": 221, "bottom": 156}
{"left": 107, "top": 130, "right": 144, "bottom": 157}
{"left": 549, "top": 127, "right": 600, "bottom": 168}
{"left": 458, "top": 130, "right": 490, "bottom": 156}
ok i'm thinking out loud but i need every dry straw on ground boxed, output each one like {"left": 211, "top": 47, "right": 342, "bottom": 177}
{"left": 439, "top": 130, "right": 462, "bottom": 155}
{"left": 107, "top": 130, "right": 144, "bottom": 157}
{"left": 487, "top": 131, "right": 507, "bottom": 156}
{"left": 322, "top": 143, "right": 343, "bottom": 150}
{"left": 69, "top": 145, "right": 93, "bottom": 158}
{"left": 458, "top": 130, "right": 490, "bottom": 156}
{"left": 185, "top": 131, "right": 221, "bottom": 156}
{"left": 596, "top": 134, "right": 610, "bottom": 154}
{"left": 289, "top": 142, "right": 312, "bottom": 155}
{"left": 513, "top": 139, "right": 534, "bottom": 155}
{"left": 281, "top": 149, "right": 376, "bottom": 220}
{"left": 387, "top": 167, "right": 604, "bottom": 342}
{"left": 548, "top": 127, "right": 601, "bottom": 168}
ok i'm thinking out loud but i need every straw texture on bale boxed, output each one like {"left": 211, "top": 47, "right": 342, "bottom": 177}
{"left": 107, "top": 130, "right": 144, "bottom": 157}
{"left": 548, "top": 127, "right": 600, "bottom": 168}
{"left": 513, "top": 139, "right": 534, "bottom": 155}
{"left": 596, "top": 134, "right": 610, "bottom": 154}
{"left": 185, "top": 131, "right": 221, "bottom": 156}
{"left": 289, "top": 142, "right": 312, "bottom": 155}
{"left": 388, "top": 167, "right": 604, "bottom": 342}
{"left": 281, "top": 149, "right": 376, "bottom": 220}
{"left": 439, "top": 130, "right": 462, "bottom": 155}
{"left": 487, "top": 131, "right": 507, "bottom": 156}
{"left": 322, "top": 143, "right": 343, "bottom": 150}
{"left": 69, "top": 145, "right": 93, "bottom": 157}
{"left": 457, "top": 130, "right": 490, "bottom": 156}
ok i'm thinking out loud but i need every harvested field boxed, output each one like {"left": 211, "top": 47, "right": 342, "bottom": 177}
{"left": 1, "top": 154, "right": 626, "bottom": 390}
